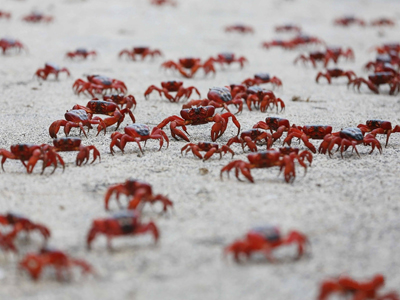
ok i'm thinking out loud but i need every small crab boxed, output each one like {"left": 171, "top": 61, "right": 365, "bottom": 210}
{"left": 289, "top": 34, "right": 325, "bottom": 47}
{"left": 316, "top": 68, "right": 356, "bottom": 84}
{"left": 318, "top": 127, "right": 382, "bottom": 158}
{"left": 241, "top": 73, "right": 283, "bottom": 88}
{"left": 225, "top": 225, "right": 309, "bottom": 263}
{"left": 295, "top": 47, "right": 354, "bottom": 68}
{"left": 102, "top": 94, "right": 137, "bottom": 110}
{"left": 104, "top": 179, "right": 173, "bottom": 212}
{"left": 110, "top": 124, "right": 169, "bottom": 154}
{"left": 253, "top": 117, "right": 291, "bottom": 142}
{"left": 221, "top": 147, "right": 312, "bottom": 183}
{"left": 119, "top": 46, "right": 162, "bottom": 61}
{"left": 227, "top": 129, "right": 273, "bottom": 152}
{"left": 224, "top": 24, "right": 254, "bottom": 34}
{"left": 364, "top": 55, "right": 400, "bottom": 72}
{"left": 0, "top": 227, "right": 20, "bottom": 253}
{"left": 87, "top": 210, "right": 159, "bottom": 250}
{"left": 334, "top": 16, "right": 366, "bottom": 27}
{"left": 144, "top": 81, "right": 201, "bottom": 102}
{"left": 183, "top": 86, "right": 243, "bottom": 114}
{"left": 73, "top": 75, "right": 127, "bottom": 97}
{"left": 0, "top": 37, "right": 25, "bottom": 55}
{"left": 34, "top": 63, "right": 70, "bottom": 80}
{"left": 283, "top": 125, "right": 333, "bottom": 153}
{"left": 65, "top": 48, "right": 97, "bottom": 60}
{"left": 0, "top": 144, "right": 64, "bottom": 174}
{"left": 51, "top": 138, "right": 100, "bottom": 166}
{"left": 161, "top": 57, "right": 215, "bottom": 78}
{"left": 72, "top": 99, "right": 135, "bottom": 134}
{"left": 349, "top": 72, "right": 400, "bottom": 95}
{"left": 262, "top": 39, "right": 295, "bottom": 50}
{"left": 318, "top": 274, "right": 399, "bottom": 300}
{"left": 49, "top": 109, "right": 103, "bottom": 138}
{"left": 22, "top": 11, "right": 53, "bottom": 23}
{"left": 181, "top": 142, "right": 234, "bottom": 161}
{"left": 373, "top": 43, "right": 400, "bottom": 55}
{"left": 150, "top": 0, "right": 177, "bottom": 6}
{"left": 237, "top": 87, "right": 285, "bottom": 112}
{"left": 0, "top": 213, "right": 50, "bottom": 242}
{"left": 357, "top": 120, "right": 400, "bottom": 147}
{"left": 370, "top": 18, "right": 395, "bottom": 27}
{"left": 20, "top": 247, "right": 94, "bottom": 281}
{"left": 157, "top": 105, "right": 241, "bottom": 142}
{"left": 275, "top": 24, "right": 302, "bottom": 33}
{"left": 207, "top": 52, "right": 248, "bottom": 69}
{"left": 0, "top": 11, "right": 11, "bottom": 19}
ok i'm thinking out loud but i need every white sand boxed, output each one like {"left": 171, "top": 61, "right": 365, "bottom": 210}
{"left": 0, "top": 0, "right": 400, "bottom": 299}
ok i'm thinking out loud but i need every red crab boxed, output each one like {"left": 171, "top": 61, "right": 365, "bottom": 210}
{"left": 104, "top": 179, "right": 173, "bottom": 212}
{"left": 144, "top": 80, "right": 201, "bottom": 102}
{"left": 317, "top": 274, "right": 399, "bottom": 300}
{"left": 0, "top": 144, "right": 64, "bottom": 174}
{"left": 316, "top": 68, "right": 356, "bottom": 84}
{"left": 22, "top": 12, "right": 53, "bottom": 23}
{"left": 283, "top": 125, "right": 333, "bottom": 153}
{"left": 220, "top": 147, "right": 313, "bottom": 183}
{"left": 373, "top": 43, "right": 400, "bottom": 55}
{"left": 0, "top": 37, "right": 25, "bottom": 54}
{"left": 20, "top": 248, "right": 94, "bottom": 281}
{"left": 0, "top": 11, "right": 11, "bottom": 19}
{"left": 242, "top": 73, "right": 283, "bottom": 88}
{"left": 207, "top": 52, "right": 248, "bottom": 69}
{"left": 0, "top": 226, "right": 20, "bottom": 253}
{"left": 157, "top": 105, "right": 241, "bottom": 142}
{"left": 34, "top": 63, "right": 70, "bottom": 80}
{"left": 50, "top": 138, "right": 100, "bottom": 166}
{"left": 295, "top": 47, "right": 354, "bottom": 68}
{"left": 253, "top": 117, "right": 291, "bottom": 142}
{"left": 370, "top": 18, "right": 395, "bottom": 27}
{"left": 73, "top": 75, "right": 127, "bottom": 97}
{"left": 102, "top": 94, "right": 137, "bottom": 110}
{"left": 229, "top": 83, "right": 247, "bottom": 98}
{"left": 119, "top": 46, "right": 162, "bottom": 60}
{"left": 318, "top": 127, "right": 382, "bottom": 157}
{"left": 262, "top": 39, "right": 295, "bottom": 50}
{"left": 72, "top": 99, "right": 135, "bottom": 134}
{"left": 161, "top": 57, "right": 216, "bottom": 78}
{"left": 87, "top": 210, "right": 159, "bottom": 250}
{"left": 110, "top": 124, "right": 169, "bottom": 155}
{"left": 275, "top": 24, "right": 302, "bottom": 33}
{"left": 237, "top": 87, "right": 285, "bottom": 112}
{"left": 349, "top": 72, "right": 400, "bottom": 95}
{"left": 150, "top": 0, "right": 177, "bottom": 6}
{"left": 0, "top": 213, "right": 51, "bottom": 242}
{"left": 225, "top": 225, "right": 309, "bottom": 263}
{"left": 227, "top": 129, "right": 273, "bottom": 152}
{"left": 364, "top": 55, "right": 400, "bottom": 72}
{"left": 181, "top": 142, "right": 234, "bottom": 161}
{"left": 65, "top": 48, "right": 97, "bottom": 60}
{"left": 224, "top": 24, "right": 254, "bottom": 34}
{"left": 357, "top": 120, "right": 400, "bottom": 147}
{"left": 183, "top": 86, "right": 243, "bottom": 114}
{"left": 289, "top": 34, "right": 325, "bottom": 47}
{"left": 334, "top": 16, "right": 366, "bottom": 27}
{"left": 49, "top": 109, "right": 103, "bottom": 138}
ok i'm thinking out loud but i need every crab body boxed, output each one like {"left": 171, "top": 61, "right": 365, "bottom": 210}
{"left": 225, "top": 24, "right": 254, "bottom": 34}
{"left": 208, "top": 52, "right": 248, "bottom": 69}
{"left": 157, "top": 105, "right": 241, "bottom": 142}
{"left": 227, "top": 129, "right": 273, "bottom": 152}
{"left": 22, "top": 12, "right": 53, "bottom": 23}
{"left": 225, "top": 225, "right": 309, "bottom": 262}
{"left": 102, "top": 94, "right": 136, "bottom": 110}
{"left": 242, "top": 73, "right": 282, "bottom": 88}
{"left": 181, "top": 142, "right": 234, "bottom": 160}
{"left": 35, "top": 63, "right": 70, "bottom": 80}
{"left": 283, "top": 125, "right": 333, "bottom": 153}
{"left": 0, "top": 213, "right": 50, "bottom": 242}
{"left": 110, "top": 124, "right": 169, "bottom": 154}
{"left": 253, "top": 117, "right": 291, "bottom": 142}
{"left": 66, "top": 48, "right": 97, "bottom": 59}
{"left": 87, "top": 210, "right": 159, "bottom": 250}
{"left": 0, "top": 37, "right": 25, "bottom": 54}
{"left": 119, "top": 46, "right": 162, "bottom": 60}
{"left": 104, "top": 179, "right": 172, "bottom": 211}
{"left": 316, "top": 68, "right": 356, "bottom": 84}
{"left": 349, "top": 72, "right": 400, "bottom": 95}
{"left": 144, "top": 81, "right": 200, "bottom": 102}
{"left": 73, "top": 75, "right": 127, "bottom": 97}
{"left": 334, "top": 16, "right": 366, "bottom": 26}
{"left": 161, "top": 57, "right": 215, "bottom": 78}
{"left": 357, "top": 120, "right": 400, "bottom": 147}
{"left": 238, "top": 86, "right": 284, "bottom": 112}
{"left": 51, "top": 138, "right": 100, "bottom": 166}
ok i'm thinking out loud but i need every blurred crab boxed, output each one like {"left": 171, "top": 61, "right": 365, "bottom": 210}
{"left": 22, "top": 12, "right": 53, "bottom": 23}
{"left": 34, "top": 63, "right": 70, "bottom": 80}
{"left": 102, "top": 94, "right": 137, "bottom": 110}
{"left": 275, "top": 24, "right": 302, "bottom": 33}
{"left": 144, "top": 81, "right": 200, "bottom": 102}
{"left": 224, "top": 24, "right": 254, "bottom": 34}
{"left": 181, "top": 142, "right": 234, "bottom": 161}
{"left": 370, "top": 18, "right": 395, "bottom": 27}
{"left": 50, "top": 138, "right": 100, "bottom": 166}
{"left": 110, "top": 124, "right": 169, "bottom": 155}
{"left": 0, "top": 227, "right": 20, "bottom": 253}
{"left": 357, "top": 120, "right": 400, "bottom": 147}
{"left": 349, "top": 72, "right": 400, "bottom": 95}
{"left": 119, "top": 46, "right": 162, "bottom": 61}
{"left": 221, "top": 147, "right": 313, "bottom": 183}
{"left": 150, "top": 0, "right": 177, "bottom": 6}
{"left": 0, "top": 11, "right": 11, "bottom": 19}
{"left": 242, "top": 73, "right": 282, "bottom": 88}
{"left": 73, "top": 75, "right": 127, "bottom": 97}
{"left": 207, "top": 52, "right": 248, "bottom": 69}
{"left": 66, "top": 48, "right": 97, "bottom": 60}
{"left": 161, "top": 57, "right": 215, "bottom": 78}
{"left": 295, "top": 47, "right": 354, "bottom": 68}
{"left": 0, "top": 37, "right": 25, "bottom": 54}
{"left": 225, "top": 225, "right": 309, "bottom": 263}
{"left": 104, "top": 179, "right": 173, "bottom": 212}
{"left": 20, "top": 247, "right": 94, "bottom": 281}
{"left": 87, "top": 210, "right": 159, "bottom": 250}
{"left": 316, "top": 68, "right": 356, "bottom": 84}
{"left": 334, "top": 16, "right": 366, "bottom": 26}
{"left": 157, "top": 105, "right": 241, "bottom": 142}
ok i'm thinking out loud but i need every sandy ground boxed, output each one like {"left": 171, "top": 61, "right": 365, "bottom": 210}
{"left": 1, "top": 0, "right": 400, "bottom": 299}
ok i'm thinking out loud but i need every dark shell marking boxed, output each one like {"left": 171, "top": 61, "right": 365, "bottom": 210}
{"left": 340, "top": 127, "right": 363, "bottom": 141}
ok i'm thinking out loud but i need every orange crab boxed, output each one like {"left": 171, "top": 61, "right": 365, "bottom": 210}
{"left": 161, "top": 57, "right": 215, "bottom": 78}
{"left": 144, "top": 81, "right": 200, "bottom": 102}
